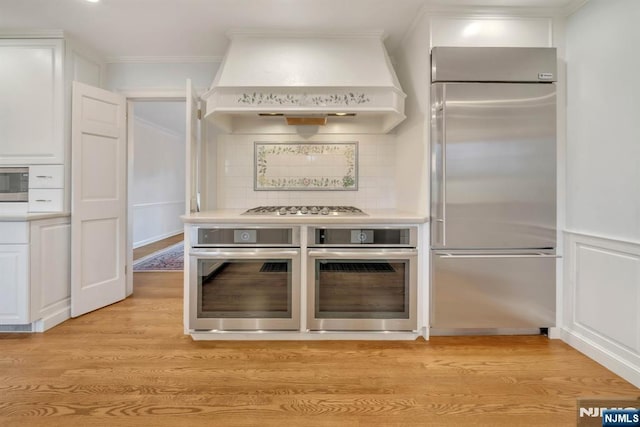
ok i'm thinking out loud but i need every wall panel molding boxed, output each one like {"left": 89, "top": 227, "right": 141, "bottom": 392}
{"left": 563, "top": 230, "right": 640, "bottom": 388}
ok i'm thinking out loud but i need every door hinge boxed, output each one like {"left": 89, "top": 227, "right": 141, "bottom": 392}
{"left": 197, "top": 109, "right": 202, "bottom": 120}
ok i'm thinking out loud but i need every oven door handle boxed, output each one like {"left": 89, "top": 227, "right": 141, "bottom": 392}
{"left": 190, "top": 249, "right": 300, "bottom": 258}
{"left": 308, "top": 249, "right": 418, "bottom": 258}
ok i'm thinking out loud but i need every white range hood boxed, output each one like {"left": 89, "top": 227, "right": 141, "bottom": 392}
{"left": 202, "top": 32, "right": 406, "bottom": 134}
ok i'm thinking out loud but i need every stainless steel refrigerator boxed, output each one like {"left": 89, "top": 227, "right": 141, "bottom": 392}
{"left": 429, "top": 47, "right": 557, "bottom": 334}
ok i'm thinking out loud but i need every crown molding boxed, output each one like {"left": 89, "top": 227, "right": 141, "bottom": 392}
{"left": 105, "top": 56, "right": 223, "bottom": 64}
{"left": 0, "top": 29, "right": 64, "bottom": 39}
{"left": 562, "top": 0, "right": 589, "bottom": 16}
{"left": 226, "top": 29, "right": 388, "bottom": 40}
{"left": 413, "top": 1, "right": 588, "bottom": 19}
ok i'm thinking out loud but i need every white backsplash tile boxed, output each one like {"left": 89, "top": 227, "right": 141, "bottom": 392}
{"left": 216, "top": 135, "right": 396, "bottom": 210}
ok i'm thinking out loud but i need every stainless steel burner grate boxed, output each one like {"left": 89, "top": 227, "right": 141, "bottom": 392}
{"left": 242, "top": 206, "right": 366, "bottom": 216}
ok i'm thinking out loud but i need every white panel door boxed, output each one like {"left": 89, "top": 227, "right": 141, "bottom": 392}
{"left": 71, "top": 82, "right": 127, "bottom": 317}
{"left": 186, "top": 79, "right": 200, "bottom": 214}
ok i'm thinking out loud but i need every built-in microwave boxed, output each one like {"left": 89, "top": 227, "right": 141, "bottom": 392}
{"left": 0, "top": 167, "right": 28, "bottom": 202}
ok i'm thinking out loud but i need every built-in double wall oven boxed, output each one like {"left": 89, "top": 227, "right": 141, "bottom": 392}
{"left": 189, "top": 226, "right": 301, "bottom": 330}
{"left": 189, "top": 225, "right": 418, "bottom": 332}
{"left": 307, "top": 227, "right": 418, "bottom": 331}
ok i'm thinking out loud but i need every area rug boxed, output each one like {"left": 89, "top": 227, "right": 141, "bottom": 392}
{"left": 133, "top": 242, "right": 184, "bottom": 272}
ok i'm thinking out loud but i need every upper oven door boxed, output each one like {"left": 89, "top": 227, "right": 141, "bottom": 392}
{"left": 189, "top": 248, "right": 301, "bottom": 331}
{"left": 307, "top": 248, "right": 418, "bottom": 331}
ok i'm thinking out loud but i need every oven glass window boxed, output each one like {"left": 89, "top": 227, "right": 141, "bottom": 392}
{"left": 315, "top": 259, "right": 410, "bottom": 319}
{"left": 198, "top": 259, "right": 292, "bottom": 318}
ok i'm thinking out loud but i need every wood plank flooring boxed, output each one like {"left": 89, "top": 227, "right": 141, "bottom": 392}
{"left": 133, "top": 233, "right": 183, "bottom": 261}
{"left": 0, "top": 271, "right": 638, "bottom": 426}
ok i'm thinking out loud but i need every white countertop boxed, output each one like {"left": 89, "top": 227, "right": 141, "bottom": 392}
{"left": 182, "top": 209, "right": 428, "bottom": 224}
{"left": 0, "top": 212, "right": 71, "bottom": 222}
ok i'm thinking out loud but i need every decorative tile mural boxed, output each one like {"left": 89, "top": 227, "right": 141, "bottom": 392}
{"left": 254, "top": 142, "right": 358, "bottom": 191}
{"left": 237, "top": 92, "right": 371, "bottom": 106}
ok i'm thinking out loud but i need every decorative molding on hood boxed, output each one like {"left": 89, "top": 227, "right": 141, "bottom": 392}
{"left": 202, "top": 32, "right": 406, "bottom": 134}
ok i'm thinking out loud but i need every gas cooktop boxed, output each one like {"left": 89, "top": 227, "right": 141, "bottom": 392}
{"left": 242, "top": 206, "right": 367, "bottom": 216}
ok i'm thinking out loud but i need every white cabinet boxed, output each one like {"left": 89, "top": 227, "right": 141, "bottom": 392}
{"left": 0, "top": 217, "right": 70, "bottom": 331}
{"left": 28, "top": 165, "right": 64, "bottom": 212}
{"left": 0, "top": 39, "right": 64, "bottom": 165}
{"left": 29, "top": 165, "right": 64, "bottom": 188}
{"left": 29, "top": 218, "right": 71, "bottom": 330}
{"left": 1, "top": 34, "right": 105, "bottom": 213}
{"left": 0, "top": 244, "right": 29, "bottom": 324}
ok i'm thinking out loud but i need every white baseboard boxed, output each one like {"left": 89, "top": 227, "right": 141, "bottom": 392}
{"left": 548, "top": 326, "right": 561, "bottom": 339}
{"left": 34, "top": 303, "right": 71, "bottom": 332}
{"left": 133, "top": 230, "right": 182, "bottom": 249}
{"left": 190, "top": 331, "right": 422, "bottom": 341}
{"left": 0, "top": 299, "right": 71, "bottom": 333}
{"left": 562, "top": 327, "right": 640, "bottom": 388}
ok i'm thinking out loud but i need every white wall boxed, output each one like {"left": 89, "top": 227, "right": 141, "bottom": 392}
{"left": 132, "top": 114, "right": 185, "bottom": 247}
{"left": 563, "top": 0, "right": 640, "bottom": 388}
{"left": 393, "top": 12, "right": 431, "bottom": 215}
{"left": 105, "top": 61, "right": 219, "bottom": 93}
{"left": 212, "top": 134, "right": 396, "bottom": 210}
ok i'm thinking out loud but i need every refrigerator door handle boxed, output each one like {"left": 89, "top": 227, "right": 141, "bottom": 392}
{"left": 441, "top": 92, "right": 447, "bottom": 247}
{"left": 431, "top": 84, "right": 447, "bottom": 246}
{"left": 438, "top": 253, "right": 561, "bottom": 259}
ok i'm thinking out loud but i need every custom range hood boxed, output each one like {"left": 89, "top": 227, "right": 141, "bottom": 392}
{"left": 202, "top": 32, "right": 406, "bottom": 134}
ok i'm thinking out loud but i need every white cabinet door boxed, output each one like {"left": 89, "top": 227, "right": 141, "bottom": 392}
{"left": 0, "top": 245, "right": 29, "bottom": 324}
{"left": 30, "top": 218, "right": 70, "bottom": 328}
{"left": 0, "top": 39, "right": 64, "bottom": 164}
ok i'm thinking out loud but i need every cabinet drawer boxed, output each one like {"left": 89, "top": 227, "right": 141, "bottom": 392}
{"left": 0, "top": 222, "right": 29, "bottom": 244}
{"left": 29, "top": 165, "right": 64, "bottom": 188}
{"left": 29, "top": 189, "right": 63, "bottom": 212}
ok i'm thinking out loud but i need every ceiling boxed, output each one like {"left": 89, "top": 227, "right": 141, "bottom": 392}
{"left": 0, "top": 0, "right": 583, "bottom": 60}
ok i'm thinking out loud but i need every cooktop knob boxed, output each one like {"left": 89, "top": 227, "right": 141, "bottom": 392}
{"left": 310, "top": 206, "right": 319, "bottom": 214}
{"left": 288, "top": 206, "right": 298, "bottom": 214}
{"left": 320, "top": 207, "right": 330, "bottom": 215}
{"left": 300, "top": 207, "right": 309, "bottom": 214}
{"left": 278, "top": 207, "right": 287, "bottom": 215}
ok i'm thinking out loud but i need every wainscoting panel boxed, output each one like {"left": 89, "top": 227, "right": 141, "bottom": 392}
{"left": 133, "top": 201, "right": 184, "bottom": 248}
{"left": 563, "top": 230, "right": 640, "bottom": 387}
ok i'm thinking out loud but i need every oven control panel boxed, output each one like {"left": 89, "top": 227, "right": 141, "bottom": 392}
{"left": 193, "top": 227, "right": 300, "bottom": 247}
{"left": 234, "top": 229, "right": 257, "bottom": 244}
{"left": 350, "top": 229, "right": 374, "bottom": 244}
{"left": 310, "top": 227, "right": 417, "bottom": 248}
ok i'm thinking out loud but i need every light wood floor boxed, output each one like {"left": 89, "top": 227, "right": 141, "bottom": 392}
{"left": 133, "top": 233, "right": 184, "bottom": 261}
{"left": 0, "top": 272, "right": 638, "bottom": 426}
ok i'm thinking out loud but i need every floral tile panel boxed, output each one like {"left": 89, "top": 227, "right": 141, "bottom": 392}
{"left": 255, "top": 142, "right": 358, "bottom": 191}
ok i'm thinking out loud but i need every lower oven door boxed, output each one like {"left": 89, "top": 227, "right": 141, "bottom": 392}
{"left": 189, "top": 248, "right": 300, "bottom": 331}
{"left": 307, "top": 249, "right": 418, "bottom": 331}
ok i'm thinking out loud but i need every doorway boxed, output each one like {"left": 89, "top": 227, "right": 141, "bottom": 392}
{"left": 129, "top": 100, "right": 186, "bottom": 270}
